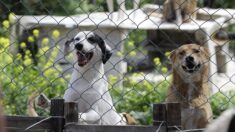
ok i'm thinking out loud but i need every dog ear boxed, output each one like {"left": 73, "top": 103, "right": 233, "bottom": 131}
{"left": 94, "top": 33, "right": 112, "bottom": 64}
{"left": 122, "top": 113, "right": 137, "bottom": 125}
{"left": 201, "top": 47, "right": 210, "bottom": 59}
{"left": 101, "top": 44, "right": 112, "bottom": 64}
{"left": 170, "top": 49, "right": 176, "bottom": 62}
{"left": 64, "top": 38, "right": 74, "bottom": 56}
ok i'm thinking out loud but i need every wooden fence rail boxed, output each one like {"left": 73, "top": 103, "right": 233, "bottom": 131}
{"left": 4, "top": 98, "right": 195, "bottom": 132}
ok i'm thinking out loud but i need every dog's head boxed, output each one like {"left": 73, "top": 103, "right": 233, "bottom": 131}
{"left": 36, "top": 94, "right": 50, "bottom": 109}
{"left": 64, "top": 31, "right": 112, "bottom": 67}
{"left": 170, "top": 44, "right": 209, "bottom": 76}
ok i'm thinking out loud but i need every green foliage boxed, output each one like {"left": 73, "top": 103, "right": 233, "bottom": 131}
{"left": 211, "top": 90, "right": 235, "bottom": 118}
{"left": 109, "top": 74, "right": 170, "bottom": 125}
{"left": 0, "top": 18, "right": 67, "bottom": 115}
{"left": 0, "top": 0, "right": 106, "bottom": 20}
{"left": 210, "top": 0, "right": 235, "bottom": 8}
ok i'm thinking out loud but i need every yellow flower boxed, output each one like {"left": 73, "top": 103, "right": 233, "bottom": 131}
{"left": 164, "top": 51, "right": 171, "bottom": 59}
{"left": 41, "top": 46, "right": 49, "bottom": 52}
{"left": 128, "top": 41, "right": 135, "bottom": 48}
{"left": 129, "top": 51, "right": 136, "bottom": 57}
{"left": 42, "top": 38, "right": 49, "bottom": 45}
{"left": 154, "top": 57, "right": 161, "bottom": 65}
{"left": 2, "top": 20, "right": 10, "bottom": 29}
{"left": 0, "top": 37, "right": 4, "bottom": 44}
{"left": 33, "top": 29, "right": 40, "bottom": 38}
{"left": 4, "top": 38, "right": 10, "bottom": 46}
{"left": 116, "top": 51, "right": 123, "bottom": 57}
{"left": 16, "top": 65, "right": 24, "bottom": 73}
{"left": 23, "top": 58, "right": 32, "bottom": 66}
{"left": 109, "top": 75, "right": 118, "bottom": 82}
{"left": 8, "top": 12, "right": 16, "bottom": 23}
{"left": 16, "top": 53, "right": 22, "bottom": 60}
{"left": 27, "top": 36, "right": 35, "bottom": 43}
{"left": 5, "top": 54, "right": 13, "bottom": 64}
{"left": 44, "top": 68, "right": 56, "bottom": 77}
{"left": 25, "top": 50, "right": 31, "bottom": 55}
{"left": 139, "top": 72, "right": 145, "bottom": 76}
{"left": 132, "top": 73, "right": 139, "bottom": 77}
{"left": 52, "top": 29, "right": 60, "bottom": 39}
{"left": 38, "top": 49, "right": 46, "bottom": 57}
{"left": 143, "top": 80, "right": 152, "bottom": 88}
{"left": 161, "top": 67, "right": 168, "bottom": 73}
{"left": 9, "top": 83, "right": 17, "bottom": 90}
{"left": 0, "top": 37, "right": 10, "bottom": 47}
{"left": 20, "top": 42, "right": 26, "bottom": 49}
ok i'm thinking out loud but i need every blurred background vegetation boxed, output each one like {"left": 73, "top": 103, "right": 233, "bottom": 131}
{"left": 0, "top": 0, "right": 235, "bottom": 125}
{"left": 1, "top": 0, "right": 235, "bottom": 19}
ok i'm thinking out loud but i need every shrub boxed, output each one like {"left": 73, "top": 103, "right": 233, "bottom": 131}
{"left": 109, "top": 73, "right": 170, "bottom": 125}
{"left": 210, "top": 90, "right": 235, "bottom": 118}
{"left": 0, "top": 18, "right": 67, "bottom": 115}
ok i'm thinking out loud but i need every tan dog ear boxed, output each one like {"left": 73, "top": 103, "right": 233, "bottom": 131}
{"left": 201, "top": 46, "right": 210, "bottom": 59}
{"left": 122, "top": 113, "right": 137, "bottom": 125}
{"left": 170, "top": 49, "right": 176, "bottom": 62}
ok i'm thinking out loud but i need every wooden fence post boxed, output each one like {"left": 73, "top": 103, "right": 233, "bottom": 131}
{"left": 153, "top": 103, "right": 181, "bottom": 131}
{"left": 64, "top": 102, "right": 78, "bottom": 124}
{"left": 153, "top": 103, "right": 167, "bottom": 131}
{"left": 50, "top": 98, "right": 65, "bottom": 132}
{"left": 166, "top": 102, "right": 181, "bottom": 130}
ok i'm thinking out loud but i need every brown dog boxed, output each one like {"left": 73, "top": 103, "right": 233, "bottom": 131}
{"left": 163, "top": 0, "right": 197, "bottom": 24}
{"left": 166, "top": 44, "right": 213, "bottom": 129}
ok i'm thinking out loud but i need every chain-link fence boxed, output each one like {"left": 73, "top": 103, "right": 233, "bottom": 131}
{"left": 1, "top": 0, "right": 235, "bottom": 131}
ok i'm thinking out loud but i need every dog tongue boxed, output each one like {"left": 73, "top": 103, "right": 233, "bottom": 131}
{"left": 77, "top": 53, "right": 88, "bottom": 65}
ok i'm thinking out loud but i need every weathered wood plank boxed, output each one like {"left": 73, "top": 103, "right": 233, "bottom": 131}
{"left": 5, "top": 127, "right": 48, "bottom": 132}
{"left": 5, "top": 116, "right": 51, "bottom": 130}
{"left": 65, "top": 124, "right": 166, "bottom": 132}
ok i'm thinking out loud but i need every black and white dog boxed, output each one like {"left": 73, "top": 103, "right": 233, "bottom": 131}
{"left": 63, "top": 31, "right": 135, "bottom": 125}
{"left": 204, "top": 109, "right": 235, "bottom": 132}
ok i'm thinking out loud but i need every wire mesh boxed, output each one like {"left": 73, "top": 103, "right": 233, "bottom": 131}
{"left": 0, "top": 0, "right": 235, "bottom": 131}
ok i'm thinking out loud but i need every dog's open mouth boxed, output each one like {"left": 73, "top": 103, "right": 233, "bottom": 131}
{"left": 182, "top": 63, "right": 201, "bottom": 73}
{"left": 37, "top": 99, "right": 47, "bottom": 108}
{"left": 76, "top": 50, "right": 93, "bottom": 66}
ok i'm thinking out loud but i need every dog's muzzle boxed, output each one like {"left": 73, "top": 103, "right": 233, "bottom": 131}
{"left": 182, "top": 56, "right": 201, "bottom": 73}
{"left": 76, "top": 50, "right": 93, "bottom": 66}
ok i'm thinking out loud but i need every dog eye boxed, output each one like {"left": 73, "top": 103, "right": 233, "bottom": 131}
{"left": 75, "top": 37, "right": 80, "bottom": 41}
{"left": 179, "top": 51, "right": 185, "bottom": 55}
{"left": 193, "top": 49, "right": 200, "bottom": 53}
{"left": 87, "top": 36, "right": 96, "bottom": 43}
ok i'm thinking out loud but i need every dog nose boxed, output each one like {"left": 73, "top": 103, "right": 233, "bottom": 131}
{"left": 75, "top": 43, "right": 83, "bottom": 50}
{"left": 186, "top": 56, "right": 194, "bottom": 62}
